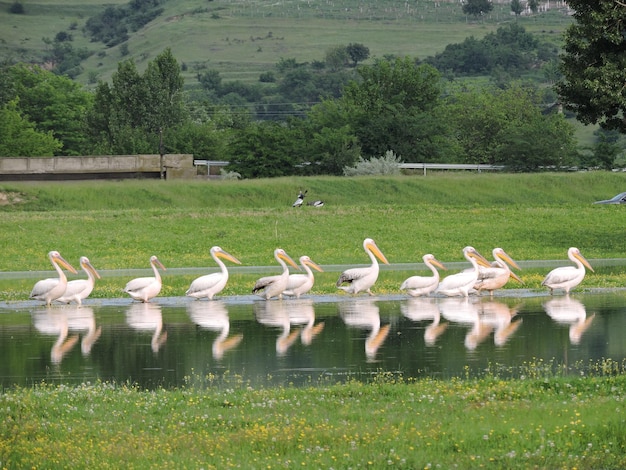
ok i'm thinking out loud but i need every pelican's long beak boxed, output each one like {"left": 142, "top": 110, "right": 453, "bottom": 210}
{"left": 432, "top": 258, "right": 447, "bottom": 270}
{"left": 500, "top": 251, "right": 522, "bottom": 271}
{"left": 218, "top": 250, "right": 242, "bottom": 265}
{"left": 575, "top": 252, "right": 594, "bottom": 272}
{"left": 367, "top": 241, "right": 389, "bottom": 264}
{"left": 510, "top": 271, "right": 524, "bottom": 284}
{"left": 279, "top": 252, "right": 300, "bottom": 270}
{"left": 470, "top": 250, "right": 492, "bottom": 268}
{"left": 304, "top": 259, "right": 324, "bottom": 272}
{"left": 155, "top": 258, "right": 167, "bottom": 271}
{"left": 84, "top": 261, "right": 102, "bottom": 279}
{"left": 57, "top": 255, "right": 78, "bottom": 274}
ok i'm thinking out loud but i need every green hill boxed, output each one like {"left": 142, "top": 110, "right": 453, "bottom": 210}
{"left": 1, "top": 0, "right": 573, "bottom": 87}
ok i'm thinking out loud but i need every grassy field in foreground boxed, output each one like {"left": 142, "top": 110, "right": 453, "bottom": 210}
{"left": 1, "top": 367, "right": 626, "bottom": 468}
{"left": 1, "top": 172, "right": 626, "bottom": 300}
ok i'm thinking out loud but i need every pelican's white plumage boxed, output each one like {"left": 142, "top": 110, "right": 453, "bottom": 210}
{"left": 336, "top": 238, "right": 389, "bottom": 295}
{"left": 541, "top": 247, "right": 594, "bottom": 295}
{"left": 435, "top": 246, "right": 491, "bottom": 298}
{"left": 400, "top": 254, "right": 446, "bottom": 297}
{"left": 186, "top": 246, "right": 241, "bottom": 300}
{"left": 30, "top": 251, "right": 78, "bottom": 306}
{"left": 124, "top": 255, "right": 166, "bottom": 302}
{"left": 283, "top": 256, "right": 324, "bottom": 298}
{"left": 57, "top": 256, "right": 101, "bottom": 305}
{"left": 474, "top": 248, "right": 523, "bottom": 297}
{"left": 252, "top": 248, "right": 300, "bottom": 300}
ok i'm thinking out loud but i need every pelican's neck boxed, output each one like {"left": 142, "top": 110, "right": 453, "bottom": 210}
{"left": 83, "top": 264, "right": 97, "bottom": 283}
{"left": 493, "top": 253, "right": 510, "bottom": 273}
{"left": 213, "top": 253, "right": 229, "bottom": 277}
{"left": 426, "top": 259, "right": 439, "bottom": 277}
{"left": 569, "top": 251, "right": 585, "bottom": 271}
{"left": 52, "top": 257, "right": 68, "bottom": 284}
{"left": 366, "top": 247, "right": 379, "bottom": 268}
{"left": 302, "top": 262, "right": 314, "bottom": 280}
{"left": 276, "top": 254, "right": 290, "bottom": 275}
{"left": 151, "top": 260, "right": 162, "bottom": 282}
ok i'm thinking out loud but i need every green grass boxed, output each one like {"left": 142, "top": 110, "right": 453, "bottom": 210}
{"left": 1, "top": 364, "right": 626, "bottom": 468}
{"left": 1, "top": 172, "right": 626, "bottom": 300}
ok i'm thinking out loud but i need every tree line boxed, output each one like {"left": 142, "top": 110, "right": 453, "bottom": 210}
{"left": 1, "top": 13, "right": 624, "bottom": 175}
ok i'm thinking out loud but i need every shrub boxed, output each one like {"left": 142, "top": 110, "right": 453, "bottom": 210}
{"left": 343, "top": 150, "right": 402, "bottom": 176}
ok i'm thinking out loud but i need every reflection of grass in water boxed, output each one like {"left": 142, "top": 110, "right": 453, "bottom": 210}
{"left": 2, "top": 360, "right": 626, "bottom": 468}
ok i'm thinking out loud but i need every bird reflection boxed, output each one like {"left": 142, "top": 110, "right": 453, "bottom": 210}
{"left": 32, "top": 307, "right": 79, "bottom": 364}
{"left": 254, "top": 301, "right": 300, "bottom": 355}
{"left": 479, "top": 301, "right": 522, "bottom": 347}
{"left": 401, "top": 297, "right": 448, "bottom": 346}
{"left": 187, "top": 300, "right": 243, "bottom": 360}
{"left": 65, "top": 305, "right": 101, "bottom": 355}
{"left": 543, "top": 297, "right": 595, "bottom": 345}
{"left": 339, "top": 299, "right": 390, "bottom": 361}
{"left": 126, "top": 303, "right": 167, "bottom": 353}
{"left": 285, "top": 299, "right": 325, "bottom": 346}
{"left": 439, "top": 298, "right": 492, "bottom": 351}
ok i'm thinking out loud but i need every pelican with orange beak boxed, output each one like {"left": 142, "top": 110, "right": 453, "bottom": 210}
{"left": 30, "top": 251, "right": 78, "bottom": 306}
{"left": 186, "top": 246, "right": 242, "bottom": 300}
{"left": 252, "top": 248, "right": 300, "bottom": 300}
{"left": 336, "top": 238, "right": 389, "bottom": 295}
{"left": 542, "top": 247, "right": 594, "bottom": 295}
{"left": 57, "top": 256, "right": 101, "bottom": 306}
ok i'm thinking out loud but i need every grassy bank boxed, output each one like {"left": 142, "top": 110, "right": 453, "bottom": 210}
{"left": 2, "top": 366, "right": 626, "bottom": 468}
{"left": 1, "top": 173, "right": 626, "bottom": 300}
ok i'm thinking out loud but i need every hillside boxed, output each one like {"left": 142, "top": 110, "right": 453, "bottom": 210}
{"left": 0, "top": 0, "right": 573, "bottom": 87}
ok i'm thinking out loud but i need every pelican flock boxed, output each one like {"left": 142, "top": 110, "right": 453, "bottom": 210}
{"left": 124, "top": 255, "right": 166, "bottom": 302}
{"left": 56, "top": 256, "right": 101, "bottom": 305}
{"left": 30, "top": 251, "right": 78, "bottom": 306}
{"left": 336, "top": 238, "right": 389, "bottom": 295}
{"left": 24, "top": 240, "right": 598, "bottom": 305}
{"left": 541, "top": 247, "right": 594, "bottom": 295}
{"left": 186, "top": 246, "right": 241, "bottom": 300}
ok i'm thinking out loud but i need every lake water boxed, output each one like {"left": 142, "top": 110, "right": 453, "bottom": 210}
{"left": 2, "top": 290, "right": 626, "bottom": 389}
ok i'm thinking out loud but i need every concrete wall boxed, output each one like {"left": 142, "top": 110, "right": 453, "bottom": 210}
{"left": 0, "top": 154, "right": 196, "bottom": 180}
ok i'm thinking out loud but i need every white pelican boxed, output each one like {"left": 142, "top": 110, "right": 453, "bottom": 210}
{"left": 186, "top": 246, "right": 242, "bottom": 300}
{"left": 187, "top": 301, "right": 243, "bottom": 360}
{"left": 340, "top": 299, "right": 390, "bottom": 361}
{"left": 541, "top": 247, "right": 594, "bottom": 295}
{"left": 336, "top": 238, "right": 389, "bottom": 295}
{"left": 56, "top": 256, "right": 101, "bottom": 306}
{"left": 435, "top": 246, "right": 492, "bottom": 297}
{"left": 400, "top": 254, "right": 447, "bottom": 297}
{"left": 124, "top": 255, "right": 166, "bottom": 302}
{"left": 283, "top": 256, "right": 324, "bottom": 298}
{"left": 252, "top": 248, "right": 300, "bottom": 300}
{"left": 30, "top": 251, "right": 78, "bottom": 306}
{"left": 474, "top": 248, "right": 523, "bottom": 297}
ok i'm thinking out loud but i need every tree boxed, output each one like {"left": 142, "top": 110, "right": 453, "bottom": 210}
{"left": 324, "top": 46, "right": 349, "bottom": 71}
{"left": 0, "top": 100, "right": 62, "bottom": 156}
{"left": 511, "top": 0, "right": 524, "bottom": 16}
{"left": 462, "top": 0, "right": 494, "bottom": 18}
{"left": 556, "top": 0, "right": 626, "bottom": 133}
{"left": 346, "top": 43, "right": 370, "bottom": 67}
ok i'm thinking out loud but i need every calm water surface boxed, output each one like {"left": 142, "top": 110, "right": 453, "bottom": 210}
{"left": 2, "top": 291, "right": 626, "bottom": 389}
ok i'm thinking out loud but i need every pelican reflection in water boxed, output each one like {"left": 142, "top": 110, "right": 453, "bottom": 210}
{"left": 439, "top": 298, "right": 493, "bottom": 351}
{"left": 401, "top": 297, "right": 448, "bottom": 346}
{"left": 479, "top": 301, "right": 522, "bottom": 347}
{"left": 339, "top": 299, "right": 390, "bottom": 361}
{"left": 187, "top": 300, "right": 243, "bottom": 360}
{"left": 32, "top": 307, "right": 79, "bottom": 364}
{"left": 284, "top": 298, "right": 325, "bottom": 346}
{"left": 65, "top": 305, "right": 101, "bottom": 355}
{"left": 254, "top": 301, "right": 300, "bottom": 355}
{"left": 126, "top": 303, "right": 167, "bottom": 353}
{"left": 543, "top": 296, "right": 595, "bottom": 345}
